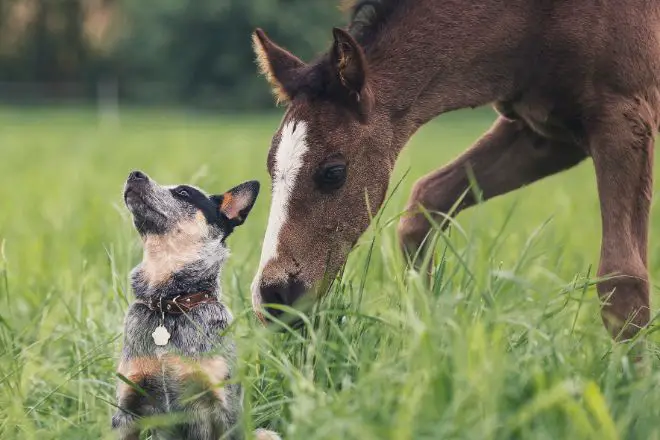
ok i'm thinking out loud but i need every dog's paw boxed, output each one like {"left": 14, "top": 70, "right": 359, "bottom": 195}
{"left": 112, "top": 410, "right": 132, "bottom": 429}
{"left": 112, "top": 410, "right": 141, "bottom": 440}
{"left": 254, "top": 428, "right": 282, "bottom": 440}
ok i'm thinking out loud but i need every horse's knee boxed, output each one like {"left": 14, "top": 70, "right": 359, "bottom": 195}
{"left": 597, "top": 259, "right": 650, "bottom": 340}
{"left": 397, "top": 212, "right": 432, "bottom": 257}
{"left": 398, "top": 174, "right": 459, "bottom": 258}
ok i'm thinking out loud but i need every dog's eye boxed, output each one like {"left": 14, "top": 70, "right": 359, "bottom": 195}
{"left": 175, "top": 187, "right": 189, "bottom": 198}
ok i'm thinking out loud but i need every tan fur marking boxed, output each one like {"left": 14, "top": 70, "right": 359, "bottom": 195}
{"left": 118, "top": 355, "right": 229, "bottom": 405}
{"left": 220, "top": 193, "right": 233, "bottom": 212}
{"left": 117, "top": 357, "right": 161, "bottom": 397}
{"left": 198, "top": 357, "right": 230, "bottom": 405}
{"left": 198, "top": 357, "right": 229, "bottom": 384}
{"left": 221, "top": 191, "right": 251, "bottom": 221}
{"left": 255, "top": 429, "right": 283, "bottom": 440}
{"left": 163, "top": 355, "right": 230, "bottom": 406}
{"left": 142, "top": 216, "right": 208, "bottom": 286}
{"left": 252, "top": 32, "right": 289, "bottom": 104}
{"left": 160, "top": 353, "right": 195, "bottom": 376}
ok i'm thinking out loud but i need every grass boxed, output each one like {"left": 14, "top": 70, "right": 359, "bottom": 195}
{"left": 0, "top": 106, "right": 658, "bottom": 439}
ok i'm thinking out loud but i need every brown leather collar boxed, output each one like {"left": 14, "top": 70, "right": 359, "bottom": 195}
{"left": 137, "top": 292, "right": 218, "bottom": 315}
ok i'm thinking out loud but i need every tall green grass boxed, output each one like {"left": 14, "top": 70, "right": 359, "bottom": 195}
{"left": 0, "top": 107, "right": 658, "bottom": 439}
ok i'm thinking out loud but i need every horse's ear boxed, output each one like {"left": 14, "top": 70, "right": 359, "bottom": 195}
{"left": 252, "top": 29, "right": 306, "bottom": 104}
{"left": 331, "top": 27, "right": 370, "bottom": 105}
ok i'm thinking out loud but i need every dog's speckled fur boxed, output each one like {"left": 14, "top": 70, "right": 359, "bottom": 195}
{"left": 113, "top": 171, "right": 280, "bottom": 440}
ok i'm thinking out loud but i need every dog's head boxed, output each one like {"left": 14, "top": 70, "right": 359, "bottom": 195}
{"left": 123, "top": 170, "right": 259, "bottom": 287}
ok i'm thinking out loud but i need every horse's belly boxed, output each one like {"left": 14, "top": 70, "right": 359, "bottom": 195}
{"left": 494, "top": 99, "right": 579, "bottom": 143}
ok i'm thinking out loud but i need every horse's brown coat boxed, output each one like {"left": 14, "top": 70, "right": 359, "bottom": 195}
{"left": 253, "top": 0, "right": 660, "bottom": 339}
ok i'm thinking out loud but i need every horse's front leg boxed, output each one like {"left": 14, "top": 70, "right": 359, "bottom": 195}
{"left": 398, "top": 116, "right": 586, "bottom": 263}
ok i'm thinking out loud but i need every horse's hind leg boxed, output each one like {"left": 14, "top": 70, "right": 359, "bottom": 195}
{"left": 398, "top": 116, "right": 586, "bottom": 261}
{"left": 590, "top": 101, "right": 655, "bottom": 340}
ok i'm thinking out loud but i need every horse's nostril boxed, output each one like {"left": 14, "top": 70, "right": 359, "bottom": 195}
{"left": 260, "top": 284, "right": 289, "bottom": 319}
{"left": 261, "top": 285, "right": 287, "bottom": 304}
{"left": 258, "top": 279, "right": 308, "bottom": 322}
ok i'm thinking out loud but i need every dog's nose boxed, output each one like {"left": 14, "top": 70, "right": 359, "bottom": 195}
{"left": 128, "top": 170, "right": 147, "bottom": 182}
{"left": 258, "top": 279, "right": 306, "bottom": 321}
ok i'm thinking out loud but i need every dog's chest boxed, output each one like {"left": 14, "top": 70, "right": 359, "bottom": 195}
{"left": 124, "top": 303, "right": 233, "bottom": 356}
{"left": 119, "top": 305, "right": 237, "bottom": 413}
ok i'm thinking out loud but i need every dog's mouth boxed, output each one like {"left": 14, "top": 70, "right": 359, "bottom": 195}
{"left": 124, "top": 186, "right": 148, "bottom": 205}
{"left": 124, "top": 188, "right": 168, "bottom": 224}
{"left": 123, "top": 186, "right": 137, "bottom": 204}
{"left": 124, "top": 187, "right": 148, "bottom": 209}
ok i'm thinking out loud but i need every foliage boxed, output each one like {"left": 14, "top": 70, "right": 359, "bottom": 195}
{"left": 0, "top": 0, "right": 341, "bottom": 108}
{"left": 0, "top": 107, "right": 658, "bottom": 439}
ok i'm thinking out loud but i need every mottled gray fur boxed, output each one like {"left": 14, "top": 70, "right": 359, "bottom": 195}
{"left": 112, "top": 171, "right": 280, "bottom": 440}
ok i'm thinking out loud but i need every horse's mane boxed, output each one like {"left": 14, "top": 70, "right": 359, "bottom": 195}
{"left": 344, "top": 0, "right": 402, "bottom": 49}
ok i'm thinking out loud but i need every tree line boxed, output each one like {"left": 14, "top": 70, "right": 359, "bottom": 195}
{"left": 0, "top": 0, "right": 342, "bottom": 109}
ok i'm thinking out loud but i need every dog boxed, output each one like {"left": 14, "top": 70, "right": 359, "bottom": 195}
{"left": 112, "top": 170, "right": 280, "bottom": 440}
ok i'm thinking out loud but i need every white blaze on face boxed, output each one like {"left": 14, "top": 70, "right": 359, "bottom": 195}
{"left": 251, "top": 120, "right": 308, "bottom": 305}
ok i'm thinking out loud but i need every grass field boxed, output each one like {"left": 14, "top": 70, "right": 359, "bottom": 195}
{"left": 0, "top": 106, "right": 659, "bottom": 440}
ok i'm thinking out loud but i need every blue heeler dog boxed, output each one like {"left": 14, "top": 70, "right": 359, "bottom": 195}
{"left": 113, "top": 170, "right": 281, "bottom": 440}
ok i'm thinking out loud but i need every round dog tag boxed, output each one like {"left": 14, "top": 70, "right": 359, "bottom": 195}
{"left": 152, "top": 325, "right": 171, "bottom": 346}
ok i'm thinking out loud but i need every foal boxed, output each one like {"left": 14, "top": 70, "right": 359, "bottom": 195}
{"left": 251, "top": 0, "right": 660, "bottom": 339}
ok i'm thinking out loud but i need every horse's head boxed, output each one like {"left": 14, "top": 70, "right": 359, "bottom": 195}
{"left": 250, "top": 28, "right": 400, "bottom": 320}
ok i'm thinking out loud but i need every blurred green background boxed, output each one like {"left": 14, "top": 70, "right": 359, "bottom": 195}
{"left": 0, "top": 0, "right": 340, "bottom": 109}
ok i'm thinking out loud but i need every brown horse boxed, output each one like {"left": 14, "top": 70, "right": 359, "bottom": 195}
{"left": 251, "top": 0, "right": 660, "bottom": 339}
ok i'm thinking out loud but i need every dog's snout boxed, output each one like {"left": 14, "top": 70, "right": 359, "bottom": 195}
{"left": 128, "top": 170, "right": 147, "bottom": 182}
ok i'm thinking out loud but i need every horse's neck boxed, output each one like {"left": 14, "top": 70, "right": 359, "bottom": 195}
{"left": 366, "top": 0, "right": 529, "bottom": 135}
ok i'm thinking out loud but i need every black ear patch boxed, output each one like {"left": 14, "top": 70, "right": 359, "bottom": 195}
{"left": 212, "top": 180, "right": 260, "bottom": 228}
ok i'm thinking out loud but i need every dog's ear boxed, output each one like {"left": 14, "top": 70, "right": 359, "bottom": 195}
{"left": 211, "top": 181, "right": 260, "bottom": 228}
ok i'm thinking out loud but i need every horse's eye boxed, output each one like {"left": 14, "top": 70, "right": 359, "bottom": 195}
{"left": 175, "top": 187, "right": 189, "bottom": 198}
{"left": 316, "top": 163, "right": 347, "bottom": 192}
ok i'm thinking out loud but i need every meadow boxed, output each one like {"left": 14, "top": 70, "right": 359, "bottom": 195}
{"left": 0, "top": 106, "right": 658, "bottom": 440}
